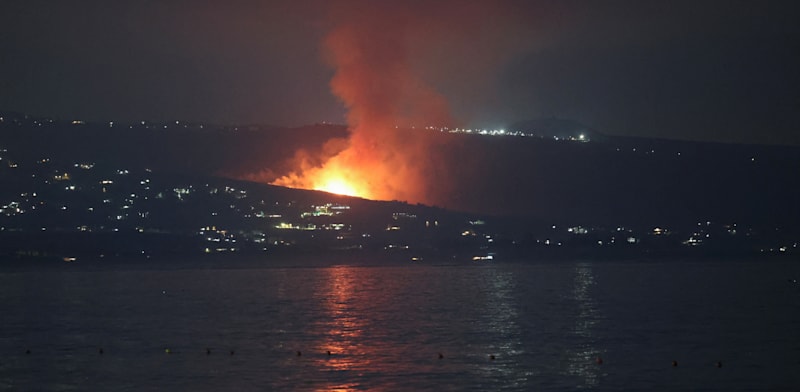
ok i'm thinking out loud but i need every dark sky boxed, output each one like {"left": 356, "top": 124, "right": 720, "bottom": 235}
{"left": 1, "top": 0, "right": 798, "bottom": 145}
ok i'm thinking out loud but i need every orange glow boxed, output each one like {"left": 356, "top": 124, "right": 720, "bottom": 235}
{"left": 270, "top": 2, "right": 468, "bottom": 205}
{"left": 252, "top": 2, "right": 532, "bottom": 210}
{"left": 274, "top": 150, "right": 377, "bottom": 199}
{"left": 314, "top": 175, "right": 359, "bottom": 197}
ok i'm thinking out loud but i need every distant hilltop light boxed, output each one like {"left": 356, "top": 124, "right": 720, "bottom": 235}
{"left": 413, "top": 124, "right": 591, "bottom": 142}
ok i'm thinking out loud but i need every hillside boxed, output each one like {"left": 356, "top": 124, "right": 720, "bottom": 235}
{"left": 2, "top": 111, "right": 798, "bottom": 226}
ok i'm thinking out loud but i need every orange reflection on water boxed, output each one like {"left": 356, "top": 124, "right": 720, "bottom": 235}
{"left": 311, "top": 266, "right": 385, "bottom": 392}
{"left": 323, "top": 266, "right": 363, "bottom": 357}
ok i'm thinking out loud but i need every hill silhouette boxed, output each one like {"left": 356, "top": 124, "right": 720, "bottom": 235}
{"left": 2, "top": 112, "right": 798, "bottom": 227}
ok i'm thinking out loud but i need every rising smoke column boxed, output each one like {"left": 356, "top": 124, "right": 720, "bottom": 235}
{"left": 273, "top": 1, "right": 533, "bottom": 206}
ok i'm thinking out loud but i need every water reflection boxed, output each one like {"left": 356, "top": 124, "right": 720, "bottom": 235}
{"left": 310, "top": 266, "right": 378, "bottom": 392}
{"left": 318, "top": 266, "right": 364, "bottom": 370}
{"left": 1, "top": 264, "right": 624, "bottom": 391}
{"left": 563, "top": 262, "right": 604, "bottom": 388}
{"left": 473, "top": 268, "right": 530, "bottom": 387}
{"left": 308, "top": 265, "right": 533, "bottom": 391}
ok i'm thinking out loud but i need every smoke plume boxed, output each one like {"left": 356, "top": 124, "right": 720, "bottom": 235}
{"left": 273, "top": 1, "right": 532, "bottom": 206}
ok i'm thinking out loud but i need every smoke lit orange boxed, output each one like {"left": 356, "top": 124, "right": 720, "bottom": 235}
{"left": 270, "top": 3, "right": 457, "bottom": 204}
{"left": 271, "top": 2, "right": 525, "bottom": 205}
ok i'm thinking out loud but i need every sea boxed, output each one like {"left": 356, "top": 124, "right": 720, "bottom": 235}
{"left": 1, "top": 258, "right": 798, "bottom": 391}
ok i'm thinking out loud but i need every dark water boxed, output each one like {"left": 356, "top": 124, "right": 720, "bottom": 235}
{"left": 1, "top": 259, "right": 799, "bottom": 391}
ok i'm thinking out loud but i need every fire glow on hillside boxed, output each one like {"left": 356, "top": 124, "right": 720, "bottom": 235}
{"left": 271, "top": 2, "right": 527, "bottom": 203}
{"left": 272, "top": 3, "right": 455, "bottom": 202}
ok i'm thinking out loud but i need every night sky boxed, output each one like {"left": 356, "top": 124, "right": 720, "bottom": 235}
{"left": 1, "top": 0, "right": 798, "bottom": 145}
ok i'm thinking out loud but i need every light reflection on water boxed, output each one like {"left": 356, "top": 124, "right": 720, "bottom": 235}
{"left": 563, "top": 262, "right": 603, "bottom": 388}
{"left": 313, "top": 266, "right": 369, "bottom": 390}
{"left": 471, "top": 268, "right": 531, "bottom": 388}
{"left": 1, "top": 260, "right": 798, "bottom": 391}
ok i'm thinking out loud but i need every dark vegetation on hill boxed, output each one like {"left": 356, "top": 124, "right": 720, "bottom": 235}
{"left": 2, "top": 111, "right": 798, "bottom": 227}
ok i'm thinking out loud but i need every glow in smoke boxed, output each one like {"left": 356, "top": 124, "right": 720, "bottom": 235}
{"left": 272, "top": 1, "right": 531, "bottom": 205}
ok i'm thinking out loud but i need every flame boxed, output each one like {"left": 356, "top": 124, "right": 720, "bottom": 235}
{"left": 275, "top": 150, "right": 375, "bottom": 199}
{"left": 314, "top": 174, "right": 360, "bottom": 197}
{"left": 272, "top": 2, "right": 526, "bottom": 205}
